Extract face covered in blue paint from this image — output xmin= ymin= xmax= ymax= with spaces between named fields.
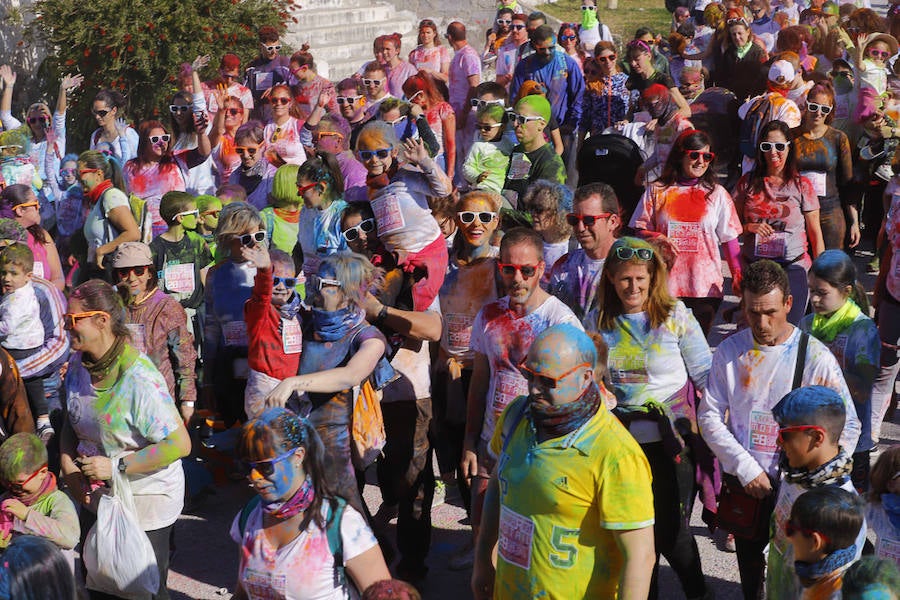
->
xmin=246 ymin=444 xmax=306 ymax=503
xmin=307 ymin=264 xmax=347 ymax=311
xmin=521 ymin=326 xmax=594 ymax=408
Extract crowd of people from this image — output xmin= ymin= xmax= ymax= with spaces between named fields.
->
xmin=1 ymin=0 xmax=900 ymax=598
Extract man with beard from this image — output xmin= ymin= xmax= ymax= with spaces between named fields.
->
xmin=471 ymin=323 xmax=655 ymax=599
xmin=462 ymin=227 xmax=582 ymax=559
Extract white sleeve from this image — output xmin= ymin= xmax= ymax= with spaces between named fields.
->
xmin=0 ymin=111 xmax=22 ymax=130
xmin=339 ymin=505 xmax=378 ymax=562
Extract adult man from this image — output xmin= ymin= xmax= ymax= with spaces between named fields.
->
xmin=502 ymin=95 xmax=566 ymax=206
xmin=463 ymin=228 xmax=582 ymax=546
xmin=446 ymin=21 xmax=482 ymax=127
xmin=485 ymin=7 xmax=515 ymax=59
xmin=511 ymin=25 xmax=584 ymax=186
xmin=335 ymin=78 xmax=371 ymax=151
xmin=547 ymin=182 xmax=621 ymax=321
xmin=361 ymin=62 xmax=393 ymax=119
xmin=698 ymin=260 xmax=861 ymax=600
xmin=472 ymin=323 xmax=655 ymax=599
xmin=205 ymin=54 xmax=253 ymax=122
xmin=515 ymin=12 xmax=551 ymax=61
xmin=495 ymin=13 xmax=529 ymax=88
xmin=244 ymin=26 xmax=291 ymax=120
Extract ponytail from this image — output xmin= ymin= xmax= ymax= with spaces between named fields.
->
xmin=296 ymin=152 xmax=345 ymax=198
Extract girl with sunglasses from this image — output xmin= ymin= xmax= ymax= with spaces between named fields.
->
xmin=403 ymin=73 xmax=457 ymax=180
xmin=581 ymin=41 xmax=631 ymax=138
xmin=591 ymin=236 xmax=714 ymax=600
xmin=577 ymin=0 xmax=614 ymax=56
xmin=124 ymin=117 xmax=211 ymax=238
xmin=521 ymin=180 xmax=575 ymax=283
xmin=228 ymin=121 xmax=278 ymax=210
xmin=631 ymin=129 xmax=743 ymax=336
xmin=296 ymin=153 xmax=349 ymax=278
xmin=734 ymin=119 xmax=824 ymax=325
xmin=208 ymin=90 xmax=244 ymax=186
xmin=409 ymin=19 xmax=451 ymax=85
xmin=288 ymin=46 xmax=338 ymax=119
xmin=463 ymin=103 xmax=513 ymax=194
xmin=262 ymin=84 xmax=307 ymax=168
xmin=0 ymin=66 xmax=82 ymax=233
xmin=168 ymin=56 xmax=216 ymax=197
xmin=233 ymin=407 xmax=390 ymax=599
xmin=109 ymin=242 xmax=197 ymax=424
xmin=0 ymin=184 xmax=65 ymax=291
xmin=87 ymin=88 xmax=139 ymax=162
xmin=793 ymin=82 xmax=855 ymax=250
xmin=59 ymin=279 xmax=191 ymax=600
xmin=557 ymin=23 xmax=586 ymax=70
xmin=54 ymin=154 xmax=88 ymax=269
xmin=203 ymin=202 xmax=268 ymax=427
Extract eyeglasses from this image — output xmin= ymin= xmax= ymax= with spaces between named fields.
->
xmin=686 ymin=150 xmax=715 ymax=162
xmin=806 ymin=102 xmax=832 ymax=115
xmin=15 ymin=201 xmax=39 ymax=211
xmin=270 ymin=96 xmax=291 ymax=106
xmin=62 ymin=310 xmax=109 ymax=330
xmin=296 ymin=181 xmax=319 ymax=195
xmin=386 ymin=115 xmax=407 ymax=126
xmin=315 ymin=276 xmax=342 ymax=290
xmin=92 ymin=109 xmax=111 ymax=118
xmin=566 ymin=212 xmax=612 ymax=227
xmin=235 ymin=146 xmax=260 ymax=156
xmin=458 ymin=211 xmax=496 ymax=224
xmin=238 ymin=231 xmax=267 ymax=247
xmin=337 ymin=95 xmax=363 ymax=105
xmin=511 ymin=24 xmax=527 ymax=30
xmin=201 ymin=209 xmax=221 ymax=218
xmin=225 ymin=108 xmax=244 ymax=116
xmin=511 ymin=113 xmax=545 ymax=126
xmin=560 ymin=34 xmax=577 ymax=41
xmin=78 ymin=168 xmax=101 ymax=176
xmin=362 ymin=78 xmax=384 ymax=87
xmin=149 ymin=134 xmax=171 ymax=145
xmin=776 ymin=424 xmax=825 ymax=444
xmin=497 ymin=18 xmax=512 ymax=25
xmin=615 ymin=246 xmax=653 ymax=261
xmin=476 ymin=122 xmax=503 ymax=132
xmin=518 ymin=360 xmax=591 ymax=389
xmin=581 ymin=5 xmax=597 ymax=10
xmin=59 ymin=168 xmax=77 ymax=178
xmin=115 ymin=265 xmax=150 ymax=279
xmin=471 ymin=98 xmax=505 ymax=109
xmin=314 ymin=130 xmax=344 ymax=142
xmin=4 ymin=463 xmax=47 ymax=492
xmin=784 ymin=519 xmax=831 ymax=545
xmin=174 ymin=209 xmax=199 ymax=219
xmin=726 ymin=17 xmax=749 ymax=27
xmin=273 ymin=276 xmax=298 ymax=288
xmin=868 ymin=49 xmax=891 ymax=60
xmin=26 ymin=116 xmax=49 ymax=125
xmin=169 ymin=105 xmax=190 ymax=114
xmin=240 ymin=447 xmax=295 ymax=479
xmin=264 ymin=44 xmax=282 ymax=52
xmin=407 ymin=90 xmax=424 ymax=103
xmin=759 ymin=141 xmax=790 ymax=152
xmin=342 ymin=218 xmax=376 ymax=241
xmin=497 ymin=262 xmax=540 ymax=278
xmin=358 ymin=147 xmax=392 ymax=160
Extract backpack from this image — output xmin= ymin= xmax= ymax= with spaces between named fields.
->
xmin=103 ymin=189 xmax=152 ymax=245
xmin=738 ymin=95 xmax=775 ymax=159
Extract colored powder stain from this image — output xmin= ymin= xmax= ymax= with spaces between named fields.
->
xmin=665 ymin=187 xmax=708 ymax=222
xmin=104 ymin=414 xmax=112 ymax=425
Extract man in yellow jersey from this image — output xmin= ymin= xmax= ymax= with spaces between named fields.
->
xmin=471 ymin=323 xmax=655 ymax=599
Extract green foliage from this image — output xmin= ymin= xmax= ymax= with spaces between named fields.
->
xmin=25 ymin=0 xmax=298 ymax=147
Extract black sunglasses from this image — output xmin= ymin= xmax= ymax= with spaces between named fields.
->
xmin=115 ymin=265 xmax=149 ymax=279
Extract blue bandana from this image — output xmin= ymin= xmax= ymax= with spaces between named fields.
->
xmin=794 ymin=543 xmax=857 ymax=585
xmin=311 ymin=305 xmax=365 ymax=342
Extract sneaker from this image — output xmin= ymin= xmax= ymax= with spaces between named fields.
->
xmin=724 ymin=533 xmax=736 ymax=553
xmin=37 ymin=422 xmax=55 ymax=444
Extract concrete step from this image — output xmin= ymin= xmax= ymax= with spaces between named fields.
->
xmin=294 ymin=4 xmax=398 ymax=29
xmin=298 ymin=0 xmax=376 ymax=10
xmin=286 ymin=13 xmax=417 ymax=46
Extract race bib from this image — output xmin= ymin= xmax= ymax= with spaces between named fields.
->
xmin=222 ymin=320 xmax=248 ymax=347
xmin=492 ymin=371 xmax=529 ymax=418
xmin=164 ymin=262 xmax=195 ymax=295
xmin=446 ymin=313 xmax=474 ymax=353
xmin=498 ymin=505 xmax=534 ymax=570
xmin=371 ymin=193 xmax=406 ymax=236
xmin=749 ymin=409 xmax=779 ymax=455
xmin=507 ymin=152 xmax=532 ymax=180
xmin=875 ymin=535 xmax=900 ymax=563
xmin=608 ymin=351 xmax=649 ymax=384
xmin=253 ymin=71 xmax=273 ymax=92
xmin=667 ymin=221 xmax=702 ymax=253
xmin=281 ymin=318 xmax=303 ymax=355
xmin=754 ymin=231 xmax=787 ymax=259
xmin=771 ymin=483 xmax=804 ymax=551
xmin=126 ymin=323 xmax=147 ymax=354
xmin=32 ymin=261 xmax=44 ymax=280
xmin=800 ymin=171 xmax=827 ymax=197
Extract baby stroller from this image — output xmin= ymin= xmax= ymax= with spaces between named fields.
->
xmin=576 ymin=133 xmax=644 ymax=227
xmin=688 ymin=86 xmax=741 ymax=191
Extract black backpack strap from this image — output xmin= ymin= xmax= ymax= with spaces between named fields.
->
xmin=792 ymin=331 xmax=809 ymax=390
xmin=326 ymin=497 xmax=349 ymax=589
xmin=238 ymin=495 xmax=262 ymax=537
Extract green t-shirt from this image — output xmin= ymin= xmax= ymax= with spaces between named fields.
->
xmin=149 ymin=230 xmax=213 ymax=309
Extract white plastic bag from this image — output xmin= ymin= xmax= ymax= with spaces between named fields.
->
xmin=83 ymin=455 xmax=160 ymax=600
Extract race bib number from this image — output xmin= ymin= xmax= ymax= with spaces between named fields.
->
xmin=222 ymin=321 xmax=248 ymax=347
xmin=492 ymin=371 xmax=529 ymax=418
xmin=253 ymin=71 xmax=273 ymax=92
xmin=498 ymin=505 xmax=534 ymax=570
xmin=281 ymin=318 xmax=303 ymax=355
xmin=749 ymin=409 xmax=779 ymax=454
xmin=667 ymin=221 xmax=702 ymax=253
xmin=754 ymin=231 xmax=787 ymax=259
xmin=507 ymin=153 xmax=532 ymax=180
xmin=164 ymin=262 xmax=195 ymax=295
xmin=800 ymin=171 xmax=827 ymax=197
xmin=126 ymin=323 xmax=147 ymax=354
xmin=371 ymin=193 xmax=406 ymax=236
xmin=32 ymin=261 xmax=44 ymax=280
xmin=609 ymin=352 xmax=649 ymax=384
xmin=772 ymin=483 xmax=804 ymax=551
xmin=446 ymin=313 xmax=474 ymax=353
xmin=875 ymin=535 xmax=900 ymax=563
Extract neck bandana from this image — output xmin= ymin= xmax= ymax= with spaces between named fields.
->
xmin=530 ymin=381 xmax=602 ymax=440
xmin=263 ymin=474 xmax=315 ymax=519
xmin=582 ymin=8 xmax=599 ymax=29
xmin=311 ymin=305 xmax=365 ymax=342
xmin=86 ymin=179 xmax=113 ymax=205
xmin=794 ymin=543 xmax=857 ymax=586
xmin=810 ymin=299 xmax=861 ymax=343
xmin=782 ymin=448 xmax=853 ymax=489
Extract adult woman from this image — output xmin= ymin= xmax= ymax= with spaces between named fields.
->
xmin=0 ymin=66 xmax=82 ymax=230
xmin=800 ymin=250 xmax=878 ymax=490
xmin=264 ymin=253 xmax=392 ymax=515
xmin=88 ymin=89 xmax=139 ymax=162
xmin=110 ymin=242 xmax=197 ymax=424
xmin=376 ymin=34 xmax=418 ymax=98
xmin=77 ymin=150 xmax=140 ymax=280
xmin=296 ymin=154 xmax=349 ymax=277
xmin=581 ymin=41 xmax=631 ymax=137
xmin=793 ymin=82 xmax=855 ymax=250
xmin=558 ymin=23 xmax=586 ymax=71
xmin=229 ymin=121 xmax=278 ymax=210
xmin=713 ymin=15 xmax=768 ymax=103
xmin=0 ymin=185 xmax=64 ymax=290
xmin=169 ymin=59 xmax=216 ymax=196
xmin=289 ymin=47 xmax=338 ymax=117
xmin=209 ymin=89 xmax=244 ymax=186
xmin=0 ymin=535 xmax=77 ymax=600
xmin=124 ymin=119 xmax=211 ymax=238
xmin=733 ymin=120 xmax=824 ymax=324
xmin=262 ymin=84 xmax=307 ymax=167
xmin=59 ymin=279 xmax=191 ymax=600
xmin=520 ymin=180 xmax=573 ymax=279
xmin=592 ymin=236 xmax=712 ymax=600
xmin=630 ymin=129 xmax=743 ymax=336
xmin=402 ymin=73 xmax=457 ymax=178
xmin=232 ymin=407 xmax=390 ymax=598
xmin=203 ymin=203 xmax=265 ymax=426
xmin=625 ymin=39 xmax=691 ymax=119
xmin=409 ymin=19 xmax=451 ymax=84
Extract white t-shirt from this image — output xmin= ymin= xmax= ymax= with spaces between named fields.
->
xmin=470 ymin=295 xmax=582 ymax=447
xmin=83 ymin=187 xmax=130 ymax=264
xmin=0 ymin=282 xmax=43 ymax=350
xmin=230 ymin=502 xmax=377 ymax=600
xmin=382 ymin=296 xmax=441 ymax=403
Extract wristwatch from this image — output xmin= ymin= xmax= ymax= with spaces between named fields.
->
xmin=118 ymin=459 xmax=127 ymax=474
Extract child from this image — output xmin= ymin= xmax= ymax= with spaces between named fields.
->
xmin=867 ymin=445 xmax=900 ymax=566
xmin=296 ymin=153 xmax=349 ymax=278
xmin=0 ymin=432 xmax=79 ymax=552
xmin=242 ymin=247 xmax=302 ymax=419
xmin=767 ymin=385 xmax=866 ymax=599
xmin=786 ymin=486 xmax=865 ymax=599
xmin=801 ymin=250 xmax=879 ymax=490
xmin=853 ymin=33 xmax=899 ymax=124
xmin=0 ymin=244 xmax=49 ymax=441
xmin=195 ymin=193 xmax=222 ymax=253
xmin=53 ymin=153 xmax=86 ymax=266
xmin=260 ymin=164 xmax=303 ymax=255
xmin=842 ymin=556 xmax=900 ymax=599
xmin=216 ymin=182 xmax=248 ymax=205
xmin=463 ymin=104 xmax=513 ymax=194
